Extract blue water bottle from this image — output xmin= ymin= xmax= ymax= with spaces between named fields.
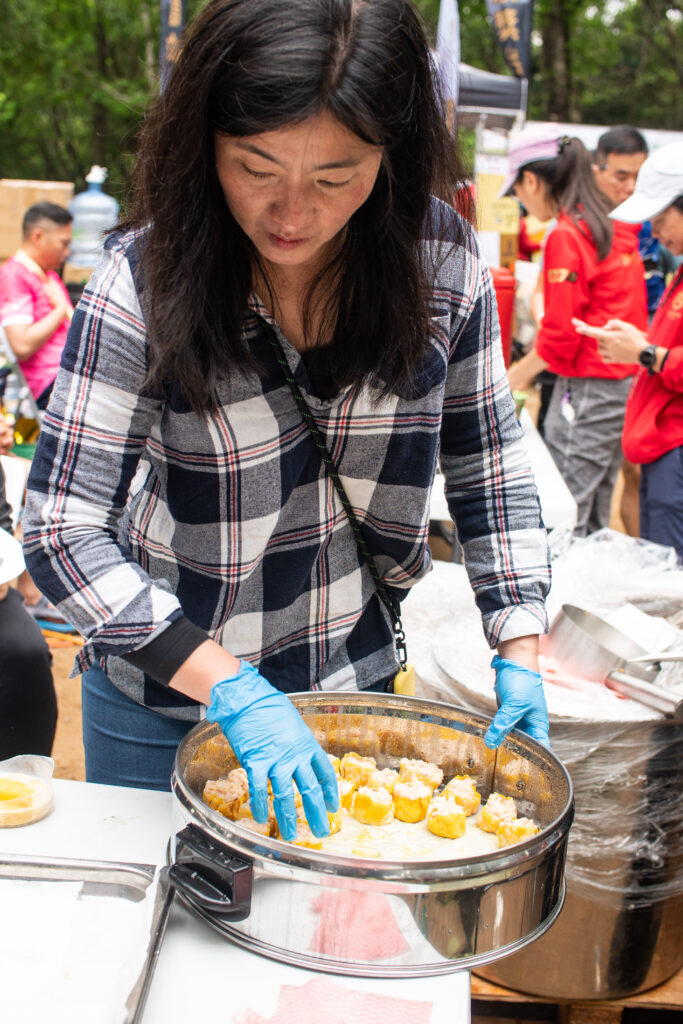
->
xmin=68 ymin=165 xmax=119 ymax=269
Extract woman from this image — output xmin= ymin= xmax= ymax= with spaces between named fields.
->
xmin=504 ymin=126 xmax=648 ymax=536
xmin=573 ymin=142 xmax=683 ymax=559
xmin=23 ymin=0 xmax=550 ymax=840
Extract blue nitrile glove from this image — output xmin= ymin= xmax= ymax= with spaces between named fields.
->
xmin=484 ymin=655 xmax=550 ymax=749
xmin=206 ymin=661 xmax=339 ymax=841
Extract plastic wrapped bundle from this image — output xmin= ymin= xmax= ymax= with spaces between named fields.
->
xmin=402 ymin=535 xmax=683 ymax=996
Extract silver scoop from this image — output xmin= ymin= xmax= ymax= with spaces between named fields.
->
xmin=541 ymin=604 xmax=683 ymax=719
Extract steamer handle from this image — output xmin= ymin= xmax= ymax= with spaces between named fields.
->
xmin=169 ymin=823 xmax=253 ymax=921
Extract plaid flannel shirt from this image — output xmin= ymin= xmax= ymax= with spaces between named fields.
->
xmin=24 ymin=202 xmax=550 ymax=719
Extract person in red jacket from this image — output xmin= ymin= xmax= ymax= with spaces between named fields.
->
xmin=504 ymin=126 xmax=647 ymax=536
xmin=573 ymin=142 xmax=683 ymax=559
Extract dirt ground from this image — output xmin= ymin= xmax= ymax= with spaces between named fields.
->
xmin=51 ymin=647 xmax=86 ymax=780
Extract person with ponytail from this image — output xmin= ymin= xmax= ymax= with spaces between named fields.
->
xmin=505 ymin=126 xmax=648 ymax=537
xmin=22 ymin=0 xmax=552 ymax=838
xmin=573 ymin=143 xmax=683 ymax=559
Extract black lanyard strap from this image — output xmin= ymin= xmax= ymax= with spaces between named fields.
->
xmin=266 ymin=329 xmax=408 ymax=669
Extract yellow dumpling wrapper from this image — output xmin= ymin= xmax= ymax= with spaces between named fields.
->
xmin=497 ymin=817 xmax=540 ymax=847
xmin=237 ymin=799 xmax=278 ymax=832
xmin=351 ymin=786 xmax=395 ymax=826
xmin=203 ymin=777 xmax=248 ymax=820
xmin=367 ymin=768 xmax=399 ymax=794
xmin=239 ymin=817 xmax=273 ymax=838
xmin=393 ymin=780 xmax=431 ymax=823
xmin=288 ymin=822 xmax=324 ymax=849
xmin=337 ymin=777 xmax=356 ymax=810
xmin=228 ymin=767 xmax=249 ymax=793
xmin=327 ymin=807 xmax=343 ymax=834
xmin=427 ymin=796 xmax=466 ymax=839
xmin=479 ymin=792 xmax=517 ymax=834
xmin=340 ymin=752 xmax=377 ymax=786
xmin=398 ymin=758 xmax=443 ymax=791
xmin=442 ymin=775 xmax=481 ymax=816
xmin=327 ymin=753 xmax=341 ymax=775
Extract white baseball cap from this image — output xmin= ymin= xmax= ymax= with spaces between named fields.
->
xmin=0 ymin=527 xmax=24 ymax=585
xmin=610 ymin=141 xmax=683 ymax=223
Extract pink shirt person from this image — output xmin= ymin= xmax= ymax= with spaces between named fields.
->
xmin=0 ymin=202 xmax=73 ymax=406
xmin=0 ymin=252 xmax=72 ymax=401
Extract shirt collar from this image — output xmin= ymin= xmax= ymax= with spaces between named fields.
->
xmin=14 ymin=248 xmax=48 ymax=282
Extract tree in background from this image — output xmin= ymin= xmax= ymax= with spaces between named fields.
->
xmin=571 ymin=0 xmax=683 ymax=130
xmin=0 ymin=1 xmax=206 ymax=199
xmin=439 ymin=0 xmax=683 ymax=127
xmin=0 ymin=0 xmax=165 ymax=197
xmin=0 ymin=1 xmax=680 ymax=202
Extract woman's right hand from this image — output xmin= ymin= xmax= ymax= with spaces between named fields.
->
xmin=206 ymin=661 xmax=339 ymax=840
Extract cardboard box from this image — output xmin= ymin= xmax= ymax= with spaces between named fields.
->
xmin=0 ymin=179 xmax=75 ymax=261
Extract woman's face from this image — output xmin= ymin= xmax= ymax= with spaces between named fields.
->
xmin=650 ymin=203 xmax=683 ymax=256
xmin=215 ymin=112 xmax=383 ymax=278
xmin=513 ymin=170 xmax=556 ymax=223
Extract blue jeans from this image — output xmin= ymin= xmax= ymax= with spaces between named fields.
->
xmin=82 ymin=666 xmax=394 ymax=791
xmin=82 ymin=666 xmax=195 ymax=791
xmin=640 ymin=446 xmax=683 ymax=562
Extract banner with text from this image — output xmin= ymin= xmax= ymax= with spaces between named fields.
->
xmin=485 ymin=0 xmax=533 ymax=79
xmin=437 ymin=0 xmax=460 ymax=127
xmin=160 ymin=0 xmax=186 ymax=85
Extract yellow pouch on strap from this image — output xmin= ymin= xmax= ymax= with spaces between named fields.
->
xmin=393 ymin=663 xmax=415 ymax=696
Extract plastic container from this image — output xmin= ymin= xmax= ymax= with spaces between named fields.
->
xmin=68 ymin=166 xmax=119 ymax=269
xmin=0 ymin=755 xmax=54 ymax=828
xmin=490 ymin=266 xmax=515 ymax=367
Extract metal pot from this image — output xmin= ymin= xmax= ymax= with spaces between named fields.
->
xmin=540 ymin=604 xmax=683 ymax=719
xmin=169 ymin=692 xmax=573 ymax=978
xmin=479 ymin=716 xmax=683 ymax=999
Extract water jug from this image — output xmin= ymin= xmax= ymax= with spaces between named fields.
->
xmin=68 ymin=166 xmax=119 ymax=268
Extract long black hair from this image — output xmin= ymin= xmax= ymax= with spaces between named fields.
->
xmin=516 ymin=137 xmax=613 ymax=261
xmin=121 ymin=0 xmax=468 ymax=413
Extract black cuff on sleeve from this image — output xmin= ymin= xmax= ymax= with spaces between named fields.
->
xmin=122 ymin=616 xmax=210 ymax=686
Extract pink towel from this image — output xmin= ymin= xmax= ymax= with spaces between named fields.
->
xmin=234 ymin=976 xmax=432 ymax=1024
xmin=308 ymin=890 xmax=410 ymax=960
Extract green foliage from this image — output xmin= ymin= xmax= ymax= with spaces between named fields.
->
xmin=0 ymin=0 xmax=162 ymax=200
xmin=420 ymin=0 xmax=683 ymax=129
xmin=0 ymin=0 xmax=680 ymax=207
xmin=569 ymin=0 xmax=683 ymax=129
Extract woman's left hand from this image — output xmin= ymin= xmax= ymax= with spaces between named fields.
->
xmin=484 ymin=634 xmax=549 ymax=748
xmin=485 ymin=655 xmax=549 ymax=749
xmin=572 ymin=318 xmax=646 ymax=365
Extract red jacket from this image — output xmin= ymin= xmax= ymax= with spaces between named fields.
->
xmin=536 ymin=214 xmax=648 ymax=379
xmin=623 ymin=268 xmax=683 ymax=465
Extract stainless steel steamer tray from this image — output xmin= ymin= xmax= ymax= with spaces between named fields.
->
xmin=170 ymin=693 xmax=574 ymax=978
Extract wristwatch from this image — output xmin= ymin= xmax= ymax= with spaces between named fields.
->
xmin=638 ymin=345 xmax=657 ymax=375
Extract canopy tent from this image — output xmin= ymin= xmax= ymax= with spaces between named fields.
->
xmin=456 ymin=63 xmax=526 ymax=130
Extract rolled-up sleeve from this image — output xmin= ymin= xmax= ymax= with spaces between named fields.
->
xmin=439 ymin=234 xmax=551 ymax=647
xmin=22 ymin=238 xmax=191 ymax=674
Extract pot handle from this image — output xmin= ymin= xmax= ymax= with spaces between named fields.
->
xmin=169 ymin=823 xmax=252 ymax=921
